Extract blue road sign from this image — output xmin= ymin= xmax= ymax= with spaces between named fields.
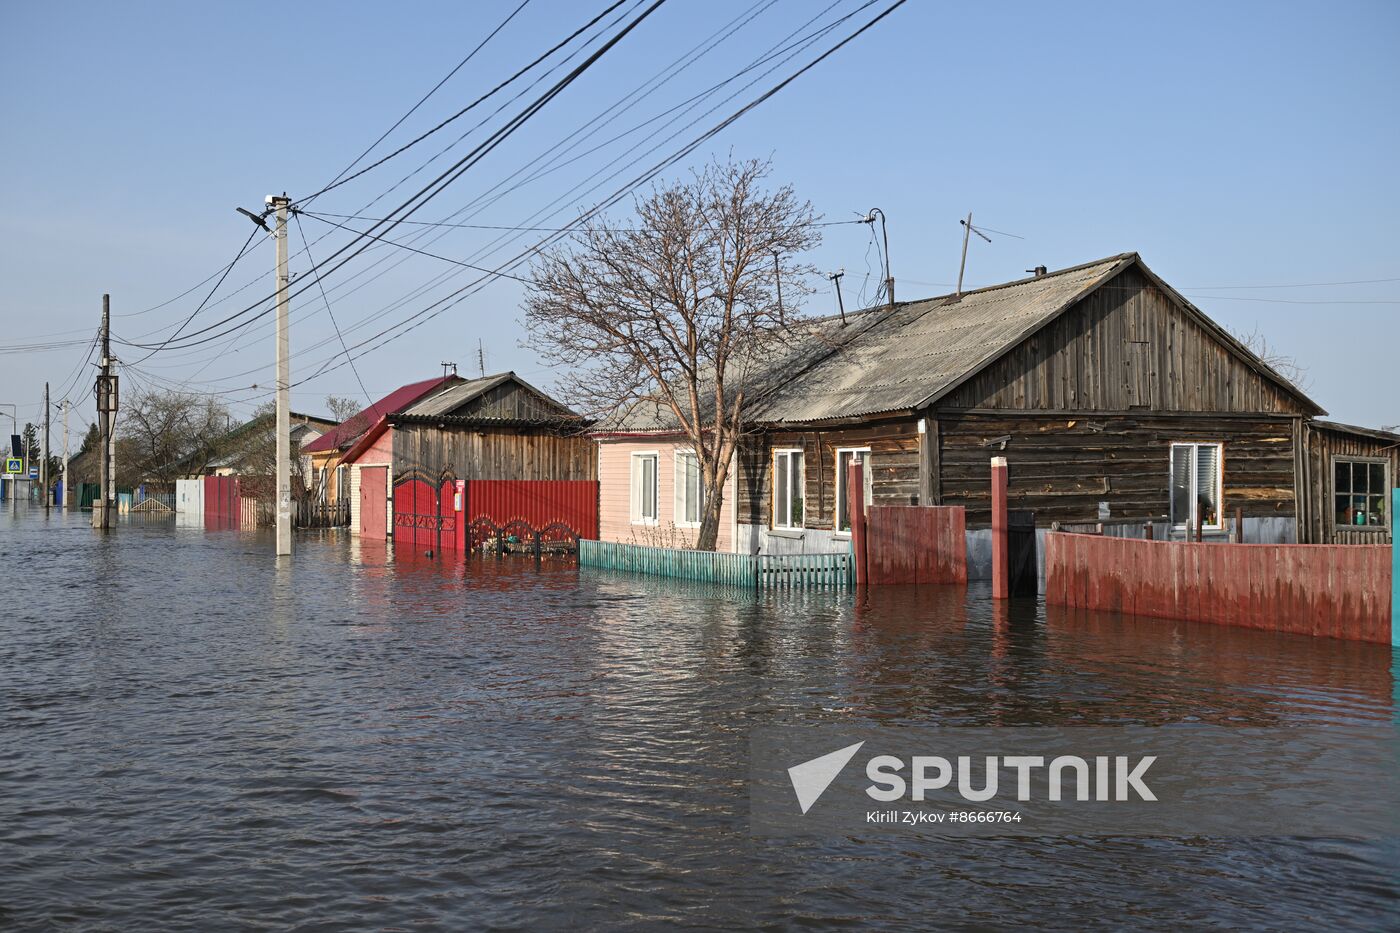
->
xmin=4 ymin=457 xmax=21 ymax=475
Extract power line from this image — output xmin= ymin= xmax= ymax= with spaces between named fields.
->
xmin=299 ymin=212 xmax=534 ymax=283
xmin=292 ymin=212 xmax=376 ymax=407
xmin=118 ymin=0 xmax=670 ymax=355
xmin=123 ymin=0 xmax=846 ymax=376
xmin=117 ymin=0 xmax=887 ymax=394
xmin=302 ymin=0 xmax=533 ymax=212
xmin=296 ymin=0 xmax=634 ymax=207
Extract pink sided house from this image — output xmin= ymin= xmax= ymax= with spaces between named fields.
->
xmin=593 ymin=403 xmax=738 ymax=551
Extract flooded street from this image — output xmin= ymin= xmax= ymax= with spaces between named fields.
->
xmin=2 ymin=506 xmax=1397 ymax=930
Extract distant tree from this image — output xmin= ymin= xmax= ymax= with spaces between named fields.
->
xmin=117 ymin=389 xmax=230 ymax=484
xmin=325 ymin=395 xmax=362 ymax=423
xmin=77 ymin=423 xmax=99 ymax=458
xmin=1232 ymin=325 xmax=1311 ymax=393
xmin=524 ymin=158 xmax=820 ymax=550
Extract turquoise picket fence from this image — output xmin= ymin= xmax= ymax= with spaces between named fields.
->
xmin=578 ymin=540 xmax=853 ymax=589
xmin=757 ymin=551 xmax=855 ymax=589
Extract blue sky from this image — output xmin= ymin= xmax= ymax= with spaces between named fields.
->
xmin=1 ymin=0 xmax=1396 ymax=442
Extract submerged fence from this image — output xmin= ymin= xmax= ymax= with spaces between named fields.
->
xmin=1045 ymin=532 xmax=1392 ymax=644
xmin=578 ymin=540 xmax=853 ymax=589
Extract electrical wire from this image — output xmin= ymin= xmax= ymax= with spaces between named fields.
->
xmin=301 ymin=0 xmax=533 ymax=212
xmin=126 ymin=0 xmax=851 ymax=376
xmin=292 ymin=212 xmax=376 ymax=408
xmin=117 ymin=0 xmax=669 ymax=354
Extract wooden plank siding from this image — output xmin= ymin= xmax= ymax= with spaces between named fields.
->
xmin=936 ymin=412 xmax=1297 ymax=528
xmin=1297 ymin=422 xmax=1399 ymax=544
xmin=737 ymin=421 xmax=924 ymax=531
xmin=393 ymin=424 xmax=596 ymax=484
xmin=939 ymin=265 xmax=1308 ymax=414
xmin=467 ymin=379 xmax=575 ymax=421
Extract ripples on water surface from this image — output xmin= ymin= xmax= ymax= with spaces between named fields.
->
xmin=1 ymin=508 xmax=1397 ymax=930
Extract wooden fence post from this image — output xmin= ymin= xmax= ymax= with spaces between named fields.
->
xmin=849 ymin=460 xmax=868 ymax=586
xmin=991 ymin=456 xmax=1008 ymax=600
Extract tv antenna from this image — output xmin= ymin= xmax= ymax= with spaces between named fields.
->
xmin=956 ymin=212 xmax=993 ymax=296
xmin=828 ymin=269 xmax=847 ymax=324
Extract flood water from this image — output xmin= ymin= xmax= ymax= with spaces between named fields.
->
xmin=2 ymin=506 xmax=1397 ymax=930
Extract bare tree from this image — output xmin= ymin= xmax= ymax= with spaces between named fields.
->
xmin=1232 ymin=325 xmax=1311 ymax=392
xmin=524 ymin=158 xmax=820 ymax=550
xmin=325 ymin=395 xmax=362 ymax=423
xmin=117 ymin=389 xmax=230 ymax=484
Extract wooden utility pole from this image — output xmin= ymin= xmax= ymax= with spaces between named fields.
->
xmin=270 ymin=194 xmax=293 ymax=556
xmin=95 ymin=293 xmax=117 ymax=530
xmin=42 ymin=382 xmax=49 ymax=513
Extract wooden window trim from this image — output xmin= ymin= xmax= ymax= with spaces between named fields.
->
xmin=1329 ymin=455 xmax=1391 ymax=535
xmin=833 ymin=446 xmax=871 ymax=538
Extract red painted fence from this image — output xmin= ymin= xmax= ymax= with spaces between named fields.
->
xmin=864 ymin=505 xmax=968 ymax=585
xmin=464 ymin=480 xmax=598 ymax=542
xmin=203 ymin=475 xmax=240 ymax=529
xmin=1044 ymin=533 xmax=1392 ymax=644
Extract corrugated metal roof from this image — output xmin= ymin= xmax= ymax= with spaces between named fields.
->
xmin=302 ymin=375 xmax=460 ymax=453
xmin=744 ymin=254 xmax=1133 ymax=423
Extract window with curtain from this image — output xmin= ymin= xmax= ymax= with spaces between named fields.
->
xmin=1333 ymin=458 xmax=1389 ymax=530
xmin=675 ymin=451 xmax=704 ymax=526
xmin=835 ymin=448 xmax=871 ymax=533
xmin=1169 ymin=443 xmax=1223 ymax=530
xmin=631 ymin=453 xmax=658 ymax=523
xmin=773 ymin=449 xmax=804 ymax=529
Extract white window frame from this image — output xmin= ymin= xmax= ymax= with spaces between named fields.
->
xmin=1169 ymin=442 xmax=1225 ymax=532
xmin=834 ymin=446 xmax=872 ymax=537
xmin=630 ymin=451 xmax=659 ymax=525
xmin=335 ymin=463 xmax=349 ymax=504
xmin=772 ymin=448 xmax=805 ymax=530
xmin=674 ymin=449 xmax=704 ymax=528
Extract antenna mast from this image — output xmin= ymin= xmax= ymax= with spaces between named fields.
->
xmin=829 ymin=269 xmax=847 ymax=324
xmin=956 ymin=212 xmax=992 ymax=296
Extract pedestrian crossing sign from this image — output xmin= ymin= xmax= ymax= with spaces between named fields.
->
xmin=4 ymin=457 xmax=21 ymax=475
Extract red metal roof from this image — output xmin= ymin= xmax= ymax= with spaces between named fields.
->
xmin=302 ymin=376 xmax=459 ymax=453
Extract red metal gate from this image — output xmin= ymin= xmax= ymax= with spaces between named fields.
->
xmin=203 ymin=475 xmax=240 ymax=529
xmin=392 ymin=471 xmax=458 ymax=552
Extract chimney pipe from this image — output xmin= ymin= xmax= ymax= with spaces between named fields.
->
xmin=1028 ymin=265 xmax=1047 ymax=277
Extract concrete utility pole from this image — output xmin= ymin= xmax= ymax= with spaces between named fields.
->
xmin=95 ymin=293 xmax=117 ymax=530
xmin=271 ymin=194 xmax=293 ymax=556
xmin=60 ymin=400 xmax=70 ymax=510
xmin=42 ymin=382 xmax=49 ymax=513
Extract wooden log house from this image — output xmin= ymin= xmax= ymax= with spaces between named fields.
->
xmin=723 ymin=253 xmax=1393 ymax=556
